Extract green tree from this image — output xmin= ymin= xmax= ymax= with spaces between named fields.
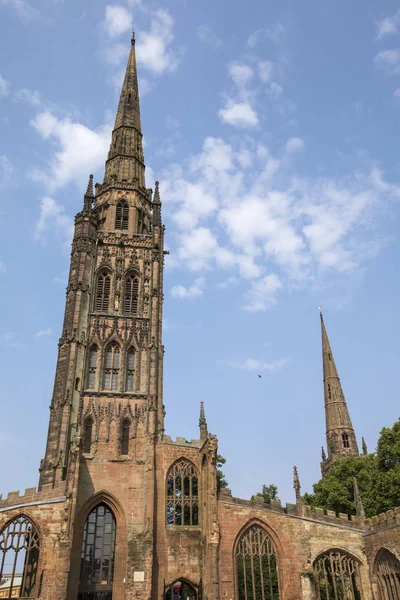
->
xmin=304 ymin=418 xmax=400 ymax=518
xmin=252 ymin=484 xmax=279 ymax=504
xmin=216 ymin=454 xmax=228 ymax=493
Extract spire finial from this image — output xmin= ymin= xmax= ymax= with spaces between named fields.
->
xmin=319 ymin=305 xmax=323 ymax=320
xmin=293 ymin=466 xmax=301 ymax=503
xmin=131 ymin=27 xmax=135 ymax=45
xmin=321 ymin=446 xmax=326 ymax=461
xmin=154 ymin=180 xmax=161 ymax=203
xmin=85 ymin=174 xmax=94 ymax=197
xmin=83 ymin=173 xmax=94 ymax=211
xmin=199 ymin=401 xmax=208 ymax=440
xmin=152 ymin=181 xmax=162 ymax=226
xmin=353 ymin=477 xmax=365 ymax=519
xmin=362 ymin=437 xmax=368 ymax=455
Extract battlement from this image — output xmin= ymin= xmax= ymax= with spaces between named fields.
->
xmin=0 ymin=483 xmax=66 ymax=512
xmin=218 ymin=489 xmax=362 ymax=529
xmin=162 ymin=435 xmax=202 ymax=449
xmin=365 ymin=506 xmax=400 ymax=533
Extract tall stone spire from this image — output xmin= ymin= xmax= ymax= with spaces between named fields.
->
xmin=199 ymin=401 xmax=208 ymax=441
xmin=320 ymin=311 xmax=359 ymax=476
xmin=103 ymin=31 xmax=145 ymax=189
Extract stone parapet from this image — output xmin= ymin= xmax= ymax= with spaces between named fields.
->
xmin=0 ymin=483 xmax=66 ymax=510
xmin=365 ymin=506 xmax=400 ymax=533
xmin=162 ymin=435 xmax=202 ymax=449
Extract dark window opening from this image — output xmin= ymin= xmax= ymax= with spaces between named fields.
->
xmin=121 ymin=421 xmax=130 ymax=455
xmin=115 ymin=201 xmax=129 ymax=230
xmin=167 ymin=459 xmax=198 ymax=526
xmin=95 ymin=271 xmax=111 ymax=312
xmin=342 ymin=432 xmax=350 ymax=449
xmin=124 ymin=275 xmax=139 ymax=316
xmin=126 ymin=348 xmax=135 ymax=391
xmin=0 ymin=516 xmax=40 ymax=598
xmin=328 ymin=383 xmax=331 ymax=399
xmin=87 ymin=345 xmax=98 ymax=389
xmin=84 ymin=421 xmax=93 ymax=454
xmin=103 ymin=342 xmax=120 ymax=391
xmin=78 ymin=504 xmax=116 ymax=599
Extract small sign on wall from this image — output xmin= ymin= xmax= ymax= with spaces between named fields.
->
xmin=134 ymin=571 xmax=145 ymax=582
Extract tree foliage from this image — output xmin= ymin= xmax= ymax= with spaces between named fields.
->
xmin=216 ymin=454 xmax=228 ymax=493
xmin=304 ymin=418 xmax=400 ymax=518
xmin=252 ymin=484 xmax=279 ymax=504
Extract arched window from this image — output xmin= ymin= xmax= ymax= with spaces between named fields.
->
xmin=87 ymin=345 xmax=98 ymax=389
xmin=95 ymin=270 xmax=111 ymax=312
xmin=103 ymin=342 xmax=120 ymax=391
xmin=121 ymin=421 xmax=130 ymax=455
xmin=124 ymin=273 xmax=139 ymax=315
xmin=115 ymin=200 xmax=129 ymax=230
xmin=166 ymin=580 xmax=197 ymax=600
xmin=375 ymin=548 xmax=400 ymax=600
xmin=0 ymin=515 xmax=40 ymax=598
xmin=314 ymin=550 xmax=362 ymax=600
xmin=342 ymin=432 xmax=350 ymax=449
xmin=166 ymin=459 xmax=198 ymax=526
xmin=236 ymin=524 xmax=280 ymax=600
xmin=126 ymin=348 xmax=135 ymax=391
xmin=78 ymin=504 xmax=116 ymax=598
xmin=83 ymin=420 xmax=93 ymax=454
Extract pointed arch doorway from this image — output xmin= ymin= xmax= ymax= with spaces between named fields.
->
xmin=165 ymin=579 xmax=198 ymax=600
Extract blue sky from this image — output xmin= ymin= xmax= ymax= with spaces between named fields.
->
xmin=1 ymin=0 xmax=400 ymax=506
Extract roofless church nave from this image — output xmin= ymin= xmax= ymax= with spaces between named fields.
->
xmin=0 ymin=32 xmax=399 ymax=600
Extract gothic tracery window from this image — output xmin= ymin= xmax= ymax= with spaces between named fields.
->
xmin=87 ymin=345 xmax=98 ymax=389
xmin=235 ymin=524 xmax=280 ymax=600
xmin=78 ymin=504 xmax=116 ymax=599
xmin=115 ymin=200 xmax=129 ymax=230
xmin=103 ymin=342 xmax=120 ymax=391
xmin=375 ymin=548 xmax=400 ymax=600
xmin=126 ymin=348 xmax=135 ymax=391
xmin=0 ymin=515 xmax=40 ymax=598
xmin=95 ymin=270 xmax=111 ymax=312
xmin=314 ymin=550 xmax=362 ymax=600
xmin=166 ymin=459 xmax=199 ymax=526
xmin=124 ymin=273 xmax=139 ymax=315
xmin=342 ymin=432 xmax=350 ymax=449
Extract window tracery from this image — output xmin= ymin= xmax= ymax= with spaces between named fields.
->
xmin=166 ymin=459 xmax=199 ymax=526
xmin=314 ymin=550 xmax=362 ymax=600
xmin=342 ymin=433 xmax=350 ymax=449
xmin=0 ymin=515 xmax=40 ymax=598
xmin=126 ymin=348 xmax=135 ymax=391
xmin=87 ymin=345 xmax=98 ymax=389
xmin=375 ymin=548 xmax=400 ymax=600
xmin=103 ymin=342 xmax=120 ymax=391
xmin=115 ymin=200 xmax=129 ymax=230
xmin=124 ymin=273 xmax=139 ymax=316
xmin=95 ymin=270 xmax=111 ymax=312
xmin=78 ymin=504 xmax=116 ymax=598
xmin=235 ymin=524 xmax=280 ymax=600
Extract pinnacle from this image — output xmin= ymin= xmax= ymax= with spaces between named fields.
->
xmin=85 ymin=174 xmax=94 ymax=197
xmin=154 ymin=181 xmax=161 ymax=203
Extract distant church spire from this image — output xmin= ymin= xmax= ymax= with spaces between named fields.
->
xmin=320 ymin=311 xmax=359 ymax=476
xmin=199 ymin=402 xmax=208 ymax=441
xmin=103 ymin=31 xmax=145 ymax=188
xmin=293 ymin=466 xmax=301 ymax=503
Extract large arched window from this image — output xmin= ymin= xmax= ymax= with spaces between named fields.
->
xmin=126 ymin=348 xmax=135 ymax=391
xmin=0 ymin=515 xmax=40 ymax=598
xmin=236 ymin=524 xmax=280 ymax=600
xmin=124 ymin=273 xmax=139 ymax=315
xmin=375 ymin=548 xmax=400 ymax=600
xmin=314 ymin=550 xmax=362 ymax=600
xmin=166 ymin=459 xmax=198 ymax=526
xmin=121 ymin=420 xmax=130 ymax=455
xmin=115 ymin=200 xmax=129 ymax=230
xmin=78 ymin=504 xmax=116 ymax=598
xmin=103 ymin=342 xmax=120 ymax=391
xmin=87 ymin=345 xmax=98 ymax=389
xmin=95 ymin=270 xmax=111 ymax=312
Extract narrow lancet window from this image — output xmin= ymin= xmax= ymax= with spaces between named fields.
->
xmin=121 ymin=421 xmax=130 ymax=455
xmin=342 ymin=432 xmax=350 ymax=448
xmin=95 ymin=270 xmax=111 ymax=312
xmin=115 ymin=200 xmax=129 ymax=230
xmin=87 ymin=345 xmax=98 ymax=389
xmin=124 ymin=274 xmax=139 ymax=315
xmin=104 ymin=342 xmax=120 ymax=391
xmin=126 ymin=348 xmax=135 ymax=391
xmin=83 ymin=420 xmax=93 ymax=454
xmin=0 ymin=516 xmax=40 ymax=598
xmin=167 ymin=459 xmax=198 ymax=526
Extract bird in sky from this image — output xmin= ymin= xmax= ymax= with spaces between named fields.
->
xmin=258 ymin=374 xmax=262 ymax=378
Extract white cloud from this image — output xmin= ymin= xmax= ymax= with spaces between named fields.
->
xmin=377 ymin=10 xmax=400 ymax=39
xmin=216 ymin=275 xmax=239 ymax=289
xmin=285 ymin=137 xmax=304 ymax=154
xmin=229 ymin=62 xmax=254 ymax=90
xmin=243 ymin=273 xmax=283 ymax=311
xmin=374 ymin=50 xmax=400 ymax=75
xmin=219 ymin=101 xmax=258 ymax=127
xmin=228 ymin=357 xmax=288 ymax=372
xmin=394 ymin=88 xmax=400 ymax=98
xmin=0 ymin=332 xmax=27 ymax=351
xmin=29 ymin=112 xmax=112 ymax=190
xmin=136 ymin=9 xmax=179 ymax=74
xmin=247 ymin=23 xmax=287 ymax=48
xmin=258 ymin=60 xmax=275 ymax=83
xmin=35 ymin=328 xmax=52 ymax=338
xmin=0 ymin=260 xmax=6 ymax=273
xmin=34 ymin=196 xmax=74 ymax=247
xmin=0 ymin=74 xmax=10 ymax=98
xmin=171 ymin=277 xmax=205 ymax=299
xmin=13 ymin=88 xmax=41 ymax=106
xmin=0 ymin=0 xmax=42 ymax=21
xmin=103 ymin=5 xmax=132 ymax=38
xmin=197 ymin=24 xmax=222 ymax=48
xmin=0 ymin=156 xmax=14 ymax=188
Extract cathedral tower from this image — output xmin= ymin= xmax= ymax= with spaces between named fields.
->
xmin=320 ymin=312 xmax=359 ymax=476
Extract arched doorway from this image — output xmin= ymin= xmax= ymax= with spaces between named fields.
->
xmin=165 ymin=579 xmax=197 ymax=600
xmin=78 ymin=503 xmax=116 ymax=600
xmin=375 ymin=548 xmax=400 ymax=600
